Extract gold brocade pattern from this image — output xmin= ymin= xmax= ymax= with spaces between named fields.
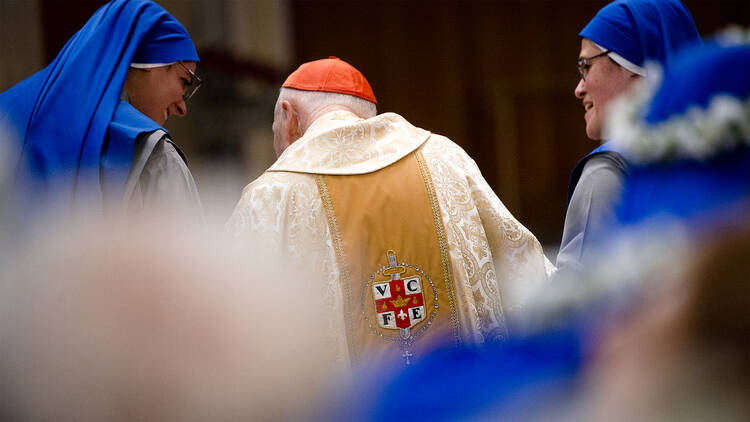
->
xmin=420 ymin=135 xmax=552 ymax=341
xmin=414 ymin=149 xmax=460 ymax=342
xmin=269 ymin=111 xmax=430 ymax=175
xmin=314 ymin=174 xmax=355 ymax=351
xmin=317 ymin=152 xmax=460 ymax=364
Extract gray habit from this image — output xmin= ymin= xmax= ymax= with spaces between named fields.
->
xmin=123 ymin=130 xmax=203 ymax=221
xmin=556 ymin=152 xmax=627 ymax=271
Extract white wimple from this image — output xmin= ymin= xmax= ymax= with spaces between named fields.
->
xmin=606 ymin=26 xmax=750 ymax=164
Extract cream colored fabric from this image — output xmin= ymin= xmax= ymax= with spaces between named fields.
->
xmin=226 ymin=170 xmax=350 ymax=369
xmin=228 ymin=111 xmax=554 ymax=368
xmin=269 ymin=111 xmax=430 ymax=175
xmin=420 ymin=134 xmax=555 ymax=338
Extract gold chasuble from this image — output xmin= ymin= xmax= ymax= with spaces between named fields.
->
xmin=317 ymin=150 xmax=458 ymax=364
xmin=228 ymin=111 xmax=554 ymax=369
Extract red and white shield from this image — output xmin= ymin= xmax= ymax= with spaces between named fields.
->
xmin=372 ymin=276 xmax=425 ymax=330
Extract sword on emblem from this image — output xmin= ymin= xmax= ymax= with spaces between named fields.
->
xmin=383 ymin=250 xmax=411 ymax=340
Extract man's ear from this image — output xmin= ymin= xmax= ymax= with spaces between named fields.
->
xmin=281 ymin=100 xmax=301 ymax=144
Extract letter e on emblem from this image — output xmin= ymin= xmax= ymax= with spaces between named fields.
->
xmin=410 ymin=306 xmax=424 ymax=323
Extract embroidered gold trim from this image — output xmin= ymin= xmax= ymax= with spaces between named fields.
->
xmin=315 ymin=175 xmax=355 ymax=352
xmin=415 ymin=149 xmax=460 ymax=343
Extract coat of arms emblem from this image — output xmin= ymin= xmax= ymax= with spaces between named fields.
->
xmin=373 ymin=275 xmax=425 ymax=331
xmin=362 ymin=250 xmax=438 ymax=364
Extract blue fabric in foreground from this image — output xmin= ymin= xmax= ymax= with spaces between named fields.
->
xmin=619 ymin=147 xmax=750 ymax=225
xmin=336 ymin=328 xmax=584 ymax=422
xmin=579 ymin=0 xmax=700 ymax=72
xmin=0 ymin=0 xmax=198 ymax=209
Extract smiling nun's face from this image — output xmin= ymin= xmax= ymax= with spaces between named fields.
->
xmin=574 ymin=39 xmax=639 ymax=141
xmin=124 ymin=61 xmax=197 ymax=126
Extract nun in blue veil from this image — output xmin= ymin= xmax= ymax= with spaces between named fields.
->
xmin=558 ymin=0 xmax=701 ymax=272
xmin=0 ymin=0 xmax=202 ymax=219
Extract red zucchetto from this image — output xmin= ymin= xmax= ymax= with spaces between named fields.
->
xmin=282 ymin=56 xmax=377 ymax=104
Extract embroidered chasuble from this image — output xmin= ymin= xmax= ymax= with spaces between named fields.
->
xmin=317 ymin=150 xmax=458 ymax=364
xmin=228 ymin=111 xmax=554 ymax=369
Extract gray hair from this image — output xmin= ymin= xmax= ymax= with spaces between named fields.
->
xmin=277 ymin=87 xmax=377 ymax=120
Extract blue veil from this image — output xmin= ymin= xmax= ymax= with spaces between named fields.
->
xmin=579 ymin=0 xmax=700 ymax=73
xmin=0 ymin=0 xmax=199 ymax=210
xmin=567 ymin=0 xmax=702 ymax=201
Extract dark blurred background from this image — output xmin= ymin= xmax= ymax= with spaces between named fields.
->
xmin=1 ymin=0 xmax=748 ymax=249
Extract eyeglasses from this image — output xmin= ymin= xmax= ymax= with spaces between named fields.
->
xmin=577 ymin=50 xmax=611 ymax=81
xmin=177 ymin=61 xmax=202 ymax=101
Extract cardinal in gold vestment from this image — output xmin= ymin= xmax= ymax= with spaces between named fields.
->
xmin=228 ymin=57 xmax=554 ymax=369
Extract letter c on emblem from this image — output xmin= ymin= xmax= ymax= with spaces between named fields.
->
xmin=406 ymin=279 xmax=418 ymax=292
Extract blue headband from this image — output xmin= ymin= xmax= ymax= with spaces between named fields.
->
xmin=580 ymin=0 xmax=700 ymax=72
xmin=0 ymin=0 xmax=198 ymax=210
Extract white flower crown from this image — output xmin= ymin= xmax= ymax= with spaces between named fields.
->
xmin=606 ymin=26 xmax=750 ymax=164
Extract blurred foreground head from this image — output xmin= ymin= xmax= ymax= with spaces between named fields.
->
xmin=583 ymin=212 xmax=750 ymax=421
xmin=610 ymin=29 xmax=750 ymax=228
xmin=0 ymin=216 xmax=332 ymax=421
